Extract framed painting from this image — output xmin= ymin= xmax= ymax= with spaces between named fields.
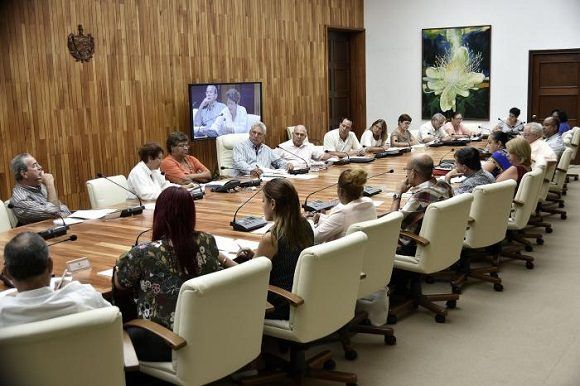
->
xmin=421 ymin=25 xmax=491 ymax=120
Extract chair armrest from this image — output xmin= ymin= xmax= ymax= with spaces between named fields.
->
xmin=399 ymin=231 xmax=430 ymax=246
xmin=556 ymin=167 xmax=567 ymax=172
xmin=467 ymin=216 xmax=475 ymax=224
xmin=124 ymin=319 xmax=187 ymax=350
xmin=268 ymin=285 xmax=304 ymax=306
xmin=122 ymin=330 xmax=140 ymax=371
xmin=360 ymin=272 xmax=367 ymax=280
xmin=513 ymin=199 xmax=525 ymax=206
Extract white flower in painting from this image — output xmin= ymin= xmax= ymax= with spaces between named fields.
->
xmin=423 ymin=29 xmax=486 ymax=112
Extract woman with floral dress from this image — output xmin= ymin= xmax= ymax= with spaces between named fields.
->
xmin=114 ymin=186 xmax=236 ymax=361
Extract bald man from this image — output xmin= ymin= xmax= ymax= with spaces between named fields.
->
xmin=275 ymin=125 xmax=330 ymax=168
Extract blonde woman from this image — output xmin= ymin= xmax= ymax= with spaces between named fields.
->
xmin=496 ymin=136 xmax=532 ymax=187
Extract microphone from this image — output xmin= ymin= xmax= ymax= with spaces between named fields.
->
xmin=276 ymin=146 xmax=310 ymax=174
xmin=363 ymin=169 xmax=395 ymax=197
xmin=324 ymin=150 xmax=350 ymax=165
xmin=7 ymin=203 xmax=69 ymax=240
xmin=303 ymin=182 xmax=339 ymax=212
xmin=437 ymin=148 xmax=456 ymax=169
xmin=47 ymin=234 xmax=77 ymax=247
xmin=230 ymin=187 xmax=268 ymax=232
xmin=96 ymin=173 xmax=144 ymax=217
xmin=134 ymin=228 xmax=151 ymax=247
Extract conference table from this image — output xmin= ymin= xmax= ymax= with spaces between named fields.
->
xmin=0 ymin=143 xmax=477 ymax=293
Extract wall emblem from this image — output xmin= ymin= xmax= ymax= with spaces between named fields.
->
xmin=67 ymin=25 xmax=94 ymax=63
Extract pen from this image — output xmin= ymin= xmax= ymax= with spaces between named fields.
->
xmin=56 ymin=269 xmax=69 ymax=290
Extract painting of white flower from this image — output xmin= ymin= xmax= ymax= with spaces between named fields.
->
xmin=422 ymin=25 xmax=491 ymax=120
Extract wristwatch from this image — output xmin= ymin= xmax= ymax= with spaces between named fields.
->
xmin=393 ymin=193 xmax=402 ymax=200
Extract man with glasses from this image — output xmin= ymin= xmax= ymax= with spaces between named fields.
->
xmin=391 ymin=153 xmax=453 ymax=255
xmin=160 ymin=131 xmax=211 ymax=184
xmin=521 ymin=122 xmax=557 ymax=168
xmin=9 ymin=153 xmax=71 ymax=225
xmin=542 ymin=116 xmax=565 ymax=159
xmin=233 ymin=122 xmax=291 ymax=177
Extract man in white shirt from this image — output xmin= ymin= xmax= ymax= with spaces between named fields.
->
xmin=543 ymin=116 xmax=565 ymax=159
xmin=522 ymin=122 xmax=557 ymax=168
xmin=418 ymin=113 xmax=450 ymax=143
xmin=323 ymin=118 xmax=365 ymax=158
xmin=0 ymin=232 xmax=111 ymax=328
xmin=275 ymin=125 xmax=330 ymax=168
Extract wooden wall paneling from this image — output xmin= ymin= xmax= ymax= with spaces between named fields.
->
xmin=0 ymin=0 xmax=363 ymax=208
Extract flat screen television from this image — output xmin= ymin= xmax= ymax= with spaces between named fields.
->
xmin=189 ymin=82 xmax=262 ymax=139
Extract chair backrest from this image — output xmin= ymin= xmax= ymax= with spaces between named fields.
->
xmin=246 ymin=114 xmax=261 ymax=130
xmin=0 ymin=201 xmax=14 ymax=232
xmin=566 ymin=126 xmax=580 ymax=158
xmin=536 ymin=160 xmax=557 ymax=202
xmin=289 ymin=231 xmax=367 ymax=343
xmin=86 ymin=175 xmax=130 ymax=209
xmin=0 ymin=307 xmax=125 ymax=386
xmin=551 ymin=147 xmax=574 ymax=191
xmin=415 ymin=193 xmax=474 ymax=274
xmin=464 ymin=180 xmax=517 ymax=249
xmin=4 ymin=199 xmax=18 ymax=228
xmin=287 ymin=126 xmax=295 ymax=140
xmin=346 ymin=211 xmax=403 ymax=298
xmin=510 ymin=167 xmax=544 ymax=229
xmin=171 ymin=257 xmax=271 ymax=385
xmin=216 ymin=133 xmax=248 ymax=177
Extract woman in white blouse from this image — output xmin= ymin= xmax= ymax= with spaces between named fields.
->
xmin=127 ymin=143 xmax=177 ymax=200
xmin=313 ymin=168 xmax=377 ymax=243
xmin=360 ymin=119 xmax=388 ymax=153
xmin=210 ymin=88 xmax=249 ymax=135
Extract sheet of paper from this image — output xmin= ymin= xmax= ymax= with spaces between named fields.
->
xmin=214 ymin=235 xmax=241 ymax=253
xmin=372 ymin=200 xmax=384 ymax=208
xmin=144 ymin=203 xmax=156 ymax=210
xmin=450 ymin=176 xmax=467 ymax=184
xmin=69 ymin=209 xmax=118 ymax=220
xmin=97 ymin=268 xmax=114 ymax=278
xmin=251 ymin=222 xmax=274 ymax=234
xmin=235 ymin=239 xmax=259 ymax=250
xmin=53 ymin=217 xmax=85 ymax=226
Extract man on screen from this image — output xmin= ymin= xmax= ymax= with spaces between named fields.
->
xmin=193 ymin=85 xmax=226 ymax=136
xmin=233 ymin=122 xmax=293 ymax=177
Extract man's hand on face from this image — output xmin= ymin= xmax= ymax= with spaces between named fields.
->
xmin=41 ymin=172 xmax=55 ymax=186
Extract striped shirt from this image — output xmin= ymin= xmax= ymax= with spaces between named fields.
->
xmin=232 ymin=139 xmax=286 ymax=176
xmin=10 ymin=183 xmax=71 ymax=225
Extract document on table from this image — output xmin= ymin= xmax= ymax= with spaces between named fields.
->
xmin=68 ymin=209 xmax=118 ymax=220
xmin=214 ymin=235 xmax=260 ymax=256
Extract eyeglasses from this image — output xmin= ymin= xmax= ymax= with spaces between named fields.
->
xmin=176 ymin=143 xmax=190 ymax=148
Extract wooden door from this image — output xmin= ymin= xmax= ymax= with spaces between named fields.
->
xmin=528 ymin=49 xmax=580 ymax=127
xmin=327 ymin=28 xmax=366 ymax=137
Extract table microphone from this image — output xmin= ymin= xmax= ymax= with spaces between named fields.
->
xmin=437 ymin=148 xmax=456 ymax=167
xmin=96 ymin=173 xmax=144 ymax=217
xmin=7 ymin=203 xmax=69 ymax=240
xmin=276 ymin=146 xmax=310 ymax=174
xmin=134 ymin=228 xmax=151 ymax=246
xmin=325 ymin=150 xmax=350 ymax=165
xmin=363 ymin=169 xmax=395 ymax=196
xmin=230 ymin=187 xmax=267 ymax=232
xmin=47 ymin=234 xmax=78 ymax=246
xmin=302 ymin=182 xmax=339 ymax=212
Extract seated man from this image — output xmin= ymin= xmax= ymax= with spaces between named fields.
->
xmin=275 ymin=124 xmax=329 ymax=168
xmin=9 ymin=153 xmax=71 ymax=225
xmin=233 ymin=122 xmax=292 ymax=177
xmin=160 ymin=131 xmax=212 ymax=184
xmin=323 ymin=118 xmax=365 ymax=158
xmin=193 ymin=84 xmax=226 ymax=131
xmin=0 ymin=232 xmax=111 ymax=328
xmin=418 ymin=113 xmax=450 ymax=143
xmin=543 ymin=116 xmax=565 ymax=159
xmin=522 ymin=122 xmax=557 ymax=168
xmin=391 ymin=154 xmax=454 ymax=255
xmin=445 ymin=147 xmax=495 ymax=194
xmin=128 ymin=142 xmax=178 ymax=200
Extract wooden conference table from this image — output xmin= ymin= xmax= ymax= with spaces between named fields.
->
xmin=0 ymin=144 xmax=472 ymax=293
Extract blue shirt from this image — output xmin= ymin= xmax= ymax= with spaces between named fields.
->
xmin=232 ymin=139 xmax=286 ymax=176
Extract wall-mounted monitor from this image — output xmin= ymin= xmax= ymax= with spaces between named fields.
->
xmin=189 ymin=82 xmax=262 ymax=140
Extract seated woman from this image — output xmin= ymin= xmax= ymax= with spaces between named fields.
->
xmin=496 ymin=136 xmax=532 ymax=187
xmin=443 ymin=112 xmax=475 ymax=138
xmin=360 ymin=119 xmax=388 ymax=153
xmin=313 ymin=169 xmax=377 ymax=243
xmin=390 ymin=114 xmax=417 ymax=147
xmin=209 ymin=88 xmax=249 ymax=136
xmin=127 ymin=143 xmax=177 ymax=201
xmin=114 ymin=186 xmax=235 ymax=361
xmin=483 ymin=131 xmax=511 ymax=177
xmin=236 ymin=178 xmax=313 ymax=320
xmin=492 ymin=107 xmax=524 ymax=135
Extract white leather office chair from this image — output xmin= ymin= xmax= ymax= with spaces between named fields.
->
xmin=543 ymin=146 xmax=574 ymax=219
xmin=501 ymin=167 xmax=544 ymax=268
xmin=3 ymin=199 xmax=18 ymax=228
xmin=245 ymin=232 xmax=367 ymax=385
xmin=216 ymin=133 xmax=247 ymax=177
xmin=0 ymin=307 xmax=126 ymax=386
xmin=124 ymin=257 xmax=271 ymax=386
xmin=246 ymin=114 xmax=261 ymax=130
xmin=390 ymin=193 xmax=473 ymax=323
xmin=525 ymin=160 xmax=557 ymax=236
xmin=339 ymin=212 xmax=403 ymax=358
xmin=287 ymin=125 xmax=295 ymax=140
xmin=563 ymin=126 xmax=579 ymax=181
xmin=0 ymin=201 xmax=14 ymax=232
xmin=452 ymin=180 xmax=517 ymax=293
xmin=86 ymin=175 xmax=132 ymax=209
